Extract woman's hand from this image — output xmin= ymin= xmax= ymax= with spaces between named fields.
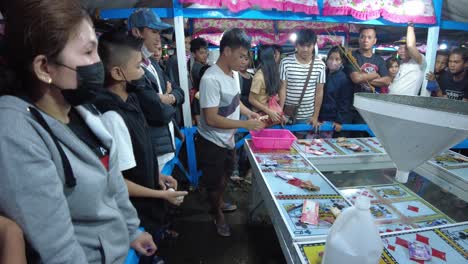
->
xmin=333 ymin=122 xmax=343 ymax=132
xmin=266 ymin=109 xmax=282 ymax=122
xmin=130 ymin=232 xmax=157 ymax=256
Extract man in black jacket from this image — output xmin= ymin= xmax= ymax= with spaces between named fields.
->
xmin=128 ymin=8 xmax=185 ymax=171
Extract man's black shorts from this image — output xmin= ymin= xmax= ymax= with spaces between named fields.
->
xmin=196 ymin=135 xmax=235 ymax=191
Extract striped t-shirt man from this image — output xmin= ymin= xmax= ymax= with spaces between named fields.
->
xmin=280 ymin=54 xmax=326 ymax=121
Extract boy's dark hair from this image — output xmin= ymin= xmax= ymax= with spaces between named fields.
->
xmin=449 ymin=47 xmax=468 ymax=62
xmin=220 ymin=28 xmax=251 ymax=54
xmin=386 ymin=56 xmax=400 ymax=69
xmin=359 ymin=26 xmax=377 ymax=36
xmin=98 ymin=30 xmax=143 ymax=72
xmin=296 ymin=29 xmax=316 ymax=46
xmin=172 ymin=29 xmax=191 ymax=42
xmin=436 ymin=50 xmax=449 ymax=58
xmin=190 ymin=37 xmax=208 ymax=53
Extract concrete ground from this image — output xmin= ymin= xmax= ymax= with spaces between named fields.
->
xmin=159 ymin=177 xmax=287 ymax=264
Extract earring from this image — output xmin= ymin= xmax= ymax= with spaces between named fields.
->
xmin=47 ymin=78 xmax=52 ymax=84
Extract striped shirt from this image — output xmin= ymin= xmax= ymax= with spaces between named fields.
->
xmin=280 ymin=54 xmax=326 ymax=120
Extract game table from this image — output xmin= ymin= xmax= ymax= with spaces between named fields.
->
xmin=245 ymin=138 xmax=467 ymax=264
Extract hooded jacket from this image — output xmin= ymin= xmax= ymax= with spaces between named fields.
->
xmin=0 ymin=95 xmax=142 ymax=264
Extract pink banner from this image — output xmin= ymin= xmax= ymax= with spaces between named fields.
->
xmin=193 ymin=19 xmax=275 ymax=34
xmin=193 ymin=32 xmax=278 ymax=46
xmin=273 ymin=33 xmax=345 ymax=47
xmin=277 ymin=21 xmax=349 ymax=33
xmin=324 ymin=0 xmax=436 ymax=24
xmin=181 ymin=0 xmax=318 ymax=14
xmin=282 ymin=0 xmax=319 ymax=15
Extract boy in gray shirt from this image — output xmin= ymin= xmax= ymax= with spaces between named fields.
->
xmin=197 ymin=28 xmax=264 ymax=237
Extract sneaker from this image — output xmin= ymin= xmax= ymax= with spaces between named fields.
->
xmin=222 ymin=202 xmax=238 ymax=213
xmin=214 ymin=220 xmax=231 ymax=237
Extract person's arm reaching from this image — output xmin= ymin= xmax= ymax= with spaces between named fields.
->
xmin=406 ymin=24 xmax=423 ymax=65
xmin=123 ymin=179 xmax=187 ymax=206
xmin=200 ymin=75 xmax=264 ymax=131
xmin=249 ymin=93 xmax=281 ymax=122
xmin=203 ymin=106 xmax=264 ymax=131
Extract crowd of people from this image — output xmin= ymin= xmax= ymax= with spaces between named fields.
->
xmin=0 ymin=1 xmax=467 ymax=263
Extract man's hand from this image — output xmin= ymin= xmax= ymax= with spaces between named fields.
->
xmin=333 ymin=122 xmax=342 ymax=132
xmin=158 ymin=94 xmax=176 ymax=105
xmin=130 ymin=232 xmax=157 ymax=256
xmin=426 ymin=71 xmax=436 ymax=81
xmin=243 ymin=119 xmax=265 ymax=131
xmin=308 ymin=116 xmax=322 ymax=129
xmin=159 ymin=174 xmax=178 ymax=190
xmin=248 ymin=111 xmax=261 ymax=120
xmin=165 ymin=81 xmax=173 ymax=94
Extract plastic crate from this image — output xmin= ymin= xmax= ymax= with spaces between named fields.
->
xmin=250 ymin=129 xmax=297 ymax=150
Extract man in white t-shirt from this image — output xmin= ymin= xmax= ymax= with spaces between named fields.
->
xmin=197 ymin=28 xmax=265 ymax=237
xmin=389 ymin=23 xmax=427 ymax=96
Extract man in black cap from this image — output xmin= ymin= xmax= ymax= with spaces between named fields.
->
xmin=389 ymin=23 xmax=426 ymax=96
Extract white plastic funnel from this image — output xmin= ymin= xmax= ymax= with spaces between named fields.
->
xmin=354 ymin=93 xmax=468 ymax=183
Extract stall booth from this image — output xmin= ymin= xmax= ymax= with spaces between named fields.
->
xmin=97 ymin=1 xmax=468 ymax=263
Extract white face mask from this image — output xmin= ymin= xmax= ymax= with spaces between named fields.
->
xmin=142 ymin=45 xmax=153 ymax=60
xmin=327 ymin=60 xmax=342 ymax=72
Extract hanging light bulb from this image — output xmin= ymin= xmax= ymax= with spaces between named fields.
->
xmin=290 ymin=33 xmax=297 ymax=43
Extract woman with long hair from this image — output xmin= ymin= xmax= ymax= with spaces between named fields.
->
xmin=318 ymin=45 xmax=354 ymax=134
xmin=248 ymin=45 xmax=284 ymax=123
xmin=0 ymin=0 xmax=156 ymax=263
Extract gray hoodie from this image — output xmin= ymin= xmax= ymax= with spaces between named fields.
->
xmin=0 ymin=96 xmax=142 ymax=264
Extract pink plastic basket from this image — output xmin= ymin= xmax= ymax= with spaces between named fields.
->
xmin=250 ymin=129 xmax=297 ymax=150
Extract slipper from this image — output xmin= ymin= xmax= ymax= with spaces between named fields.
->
xmin=230 ymin=175 xmax=243 ymax=182
xmin=222 ymin=203 xmax=238 ymax=213
xmin=214 ymin=220 xmax=231 ymax=237
xmin=152 ymin=256 xmax=165 ymax=264
xmin=164 ymin=229 xmax=180 ymax=239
